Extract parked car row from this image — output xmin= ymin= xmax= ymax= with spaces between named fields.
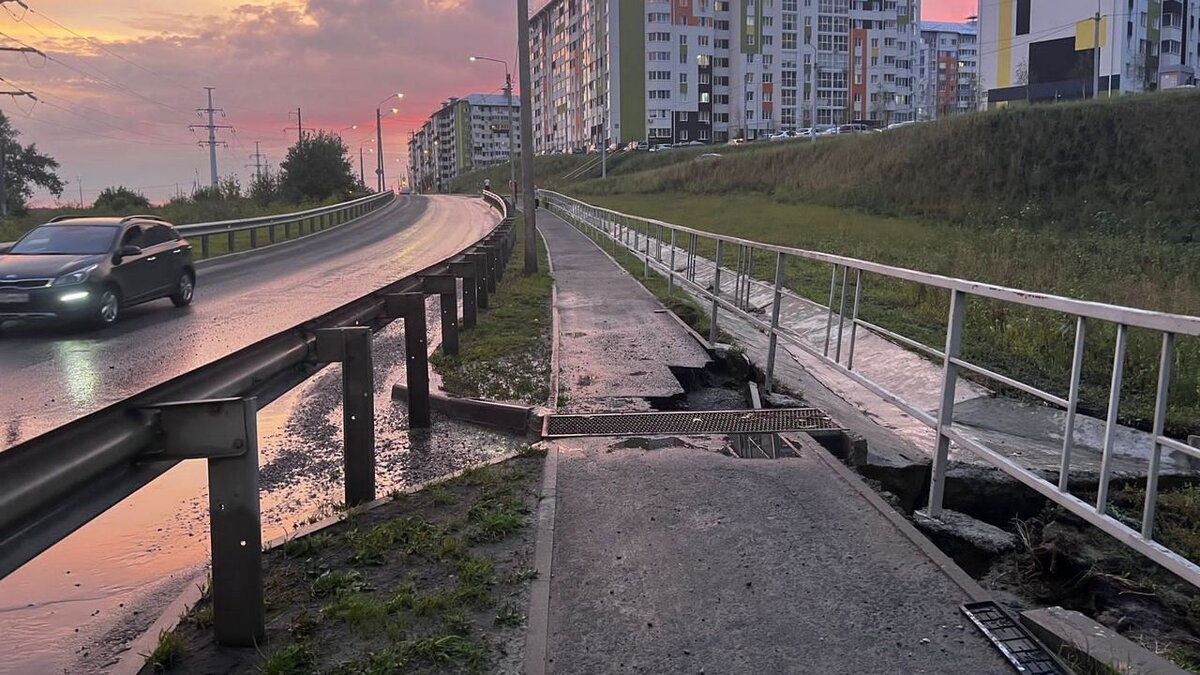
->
xmin=600 ymin=119 xmax=927 ymax=154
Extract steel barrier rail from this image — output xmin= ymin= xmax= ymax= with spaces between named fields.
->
xmin=0 ymin=190 xmax=513 ymax=587
xmin=0 ymin=190 xmax=395 ymax=257
xmin=540 ymin=189 xmax=1200 ymax=590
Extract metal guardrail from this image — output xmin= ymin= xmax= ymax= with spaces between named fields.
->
xmin=0 ymin=191 xmax=395 ymax=258
xmin=541 ymin=189 xmax=1200 ymax=590
xmin=0 ymin=190 xmax=516 ymax=645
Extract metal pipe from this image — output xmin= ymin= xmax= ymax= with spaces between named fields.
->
xmin=1059 ymin=316 xmax=1088 ymax=492
xmin=1141 ymin=333 xmax=1175 ymax=539
xmin=765 ymin=252 xmax=786 ymax=394
xmin=835 ymin=265 xmax=849 ymax=363
xmin=928 ymin=290 xmax=966 ymax=518
xmin=1096 ymin=324 xmax=1129 ymax=515
xmin=710 ymin=239 xmax=724 ymax=345
xmin=824 ymin=265 xmax=838 ymax=357
xmin=847 ymin=270 xmax=863 ymax=370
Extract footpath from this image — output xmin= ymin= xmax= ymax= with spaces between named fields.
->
xmin=530 ymin=210 xmax=1010 ymax=674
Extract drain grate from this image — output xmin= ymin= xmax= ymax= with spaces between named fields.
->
xmin=961 ymin=602 xmax=1066 ymax=674
xmin=543 ymin=408 xmax=841 ymax=438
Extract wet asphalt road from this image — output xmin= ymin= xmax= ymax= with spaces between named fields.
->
xmin=0 ymin=194 xmax=498 ymax=450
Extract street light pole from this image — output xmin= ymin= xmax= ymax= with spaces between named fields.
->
xmin=375 ymin=93 xmax=403 ymax=193
xmin=359 ymin=146 xmax=365 ymax=189
xmin=517 ymin=0 xmax=538 ymax=275
xmin=471 ymin=56 xmax=518 ymax=201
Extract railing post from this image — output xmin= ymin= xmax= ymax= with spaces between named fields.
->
xmin=315 ymin=327 xmax=376 ymax=506
xmin=765 ymin=252 xmax=786 ymax=394
xmin=1059 ymin=316 xmax=1087 ymax=492
xmin=249 ymin=227 xmax=258 ymax=249
xmin=668 ymin=229 xmax=677 ymax=297
xmin=268 ymin=222 xmax=277 ymax=244
xmin=227 ymin=229 xmax=236 ymax=255
xmin=824 ymin=264 xmax=838 ymax=357
xmin=450 ymin=261 xmax=478 ymax=329
xmin=835 ymin=266 xmax=849 ymax=363
xmin=1096 ymin=324 xmax=1129 ymax=515
xmin=847 ymin=270 xmax=863 ymax=370
xmin=422 ymin=276 xmax=460 ymax=356
xmin=388 ymin=293 xmax=431 ymax=429
xmin=201 ymin=235 xmax=210 ymax=259
xmin=928 ymin=289 xmax=966 ymax=518
xmin=1141 ymin=333 xmax=1175 ymax=539
xmin=472 ymin=253 xmax=490 ymax=310
xmin=709 ymin=239 xmax=724 ymax=346
xmin=643 ymin=222 xmax=650 ymax=279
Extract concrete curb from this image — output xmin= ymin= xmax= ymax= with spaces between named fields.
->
xmin=523 ymin=442 xmax=560 ymax=675
xmin=391 ymin=383 xmax=534 ymax=436
xmin=781 ymin=433 xmax=991 ymax=603
xmin=194 ymin=195 xmax=402 ymax=270
xmin=111 ymin=450 xmax=525 ymax=675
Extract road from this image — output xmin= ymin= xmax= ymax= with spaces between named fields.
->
xmin=0 ymin=194 xmax=498 ymax=450
xmin=0 ymin=193 xmax=510 ymax=674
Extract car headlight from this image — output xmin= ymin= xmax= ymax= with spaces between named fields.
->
xmin=51 ymin=264 xmax=98 ymax=287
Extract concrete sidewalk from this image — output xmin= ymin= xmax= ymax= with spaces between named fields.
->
xmin=533 ymin=211 xmax=1009 ymax=674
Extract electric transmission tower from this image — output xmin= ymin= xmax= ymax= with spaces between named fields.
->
xmin=246 ymin=141 xmax=266 ymax=180
xmin=188 ymin=86 xmax=233 ymax=188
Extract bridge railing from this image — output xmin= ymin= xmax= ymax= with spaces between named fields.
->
xmin=0 ymin=191 xmax=395 ymax=257
xmin=0 ymin=193 xmax=517 ymax=646
xmin=540 ymin=189 xmax=1200 ymax=590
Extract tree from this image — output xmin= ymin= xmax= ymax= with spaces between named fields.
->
xmin=280 ymin=131 xmax=355 ymax=202
xmin=0 ymin=111 xmax=63 ymax=215
xmin=93 ymin=186 xmax=150 ymax=212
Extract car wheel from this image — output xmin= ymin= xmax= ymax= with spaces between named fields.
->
xmin=171 ymin=271 xmax=195 ymax=308
xmin=94 ymin=286 xmax=121 ymax=328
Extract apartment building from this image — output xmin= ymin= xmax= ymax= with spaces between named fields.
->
xmin=916 ymin=21 xmax=979 ymax=119
xmin=529 ymin=0 xmax=922 ymax=154
xmin=979 ymin=0 xmax=1200 ymax=106
xmin=408 ymin=93 xmax=521 ymax=193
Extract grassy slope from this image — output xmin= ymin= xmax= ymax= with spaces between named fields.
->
xmin=431 ymin=214 xmax=553 ymax=405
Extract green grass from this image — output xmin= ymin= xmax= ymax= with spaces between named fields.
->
xmin=144 ymin=629 xmax=184 ymax=672
xmin=573 ymin=191 xmax=1200 ymax=438
xmin=261 ymin=642 xmax=316 ymax=675
xmin=430 ymin=213 xmax=553 ymax=404
xmin=282 ymin=532 xmax=333 ymax=558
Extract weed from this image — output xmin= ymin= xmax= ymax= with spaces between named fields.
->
xmin=282 ymin=532 xmax=332 ymax=558
xmin=467 ymin=505 xmax=525 ymax=544
xmin=510 ymin=567 xmax=539 ymax=583
xmin=428 ymin=484 xmax=457 ymax=506
xmin=288 ymin=610 xmax=318 ymax=640
xmin=363 ymin=648 xmax=406 ymax=675
xmin=144 ymin=629 xmax=184 ymax=672
xmin=192 ymin=605 xmax=213 ymax=629
xmin=322 ymin=593 xmax=388 ymax=628
xmin=348 ymin=517 xmax=440 ymax=565
xmin=310 ymin=569 xmax=372 ymax=598
xmin=457 ymin=557 xmax=494 ymax=585
xmin=437 ymin=534 xmax=468 ymax=560
xmin=495 ymin=603 xmax=525 ymax=627
xmin=400 ymin=635 xmax=486 ymax=668
xmin=385 ymin=582 xmax=417 ymax=613
xmin=260 ymin=642 xmax=315 ymax=675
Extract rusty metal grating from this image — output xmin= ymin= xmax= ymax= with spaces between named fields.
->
xmin=961 ymin=602 xmax=1066 ymax=675
xmin=543 ymin=408 xmax=841 ymax=438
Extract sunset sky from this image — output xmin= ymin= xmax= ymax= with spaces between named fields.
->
xmin=0 ymin=0 xmax=976 ymax=205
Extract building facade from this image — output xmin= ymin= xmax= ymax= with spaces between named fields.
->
xmin=408 ymin=93 xmax=521 ymax=193
xmin=917 ymin=20 xmax=978 ymax=119
xmin=529 ymin=0 xmax=923 ymax=154
xmin=980 ymin=0 xmax=1200 ymax=106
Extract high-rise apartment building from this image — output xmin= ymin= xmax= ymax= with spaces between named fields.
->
xmin=529 ymin=0 xmax=922 ymax=154
xmin=917 ymin=20 xmax=979 ymax=119
xmin=408 ymin=94 xmax=521 ymax=193
xmin=980 ymin=0 xmax=1200 ymax=106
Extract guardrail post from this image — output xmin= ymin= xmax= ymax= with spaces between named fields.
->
xmin=450 ymin=261 xmax=478 ymax=329
xmin=668 ymin=229 xmax=677 ymax=297
xmin=472 ymin=253 xmax=490 ymax=309
xmin=643 ymin=223 xmax=650 ymax=279
xmin=1096 ymin=324 xmax=1129 ymax=515
xmin=422 ymin=276 xmax=460 ymax=356
xmin=268 ymin=223 xmax=277 ymax=244
xmin=388 ymin=293 xmax=431 ymax=429
xmin=928 ymin=289 xmax=966 ymax=518
xmin=709 ymin=239 xmax=725 ymax=345
xmin=824 ymin=265 xmax=839 ymax=357
xmin=314 ymin=327 xmax=376 ymax=506
xmin=249 ymin=227 xmax=258 ymax=249
xmin=1059 ymin=317 xmax=1087 ymax=491
xmin=1142 ymin=332 xmax=1176 ymax=539
xmin=144 ymin=398 xmax=263 ymax=647
xmin=765 ymin=252 xmax=786 ymax=394
xmin=201 ymin=235 xmax=210 ymax=259
xmin=227 ymin=230 xmax=236 ymax=255
xmin=847 ymin=270 xmax=864 ymax=370
xmin=485 ymin=246 xmax=499 ymax=293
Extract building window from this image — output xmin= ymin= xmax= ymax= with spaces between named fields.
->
xmin=1016 ymin=0 xmax=1031 ymax=36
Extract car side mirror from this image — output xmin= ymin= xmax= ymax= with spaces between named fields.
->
xmin=114 ymin=245 xmax=141 ymax=263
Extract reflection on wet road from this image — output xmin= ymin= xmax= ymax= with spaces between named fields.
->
xmin=0 ymin=195 xmax=495 ymax=449
xmin=0 ymin=195 xmax=517 ymax=674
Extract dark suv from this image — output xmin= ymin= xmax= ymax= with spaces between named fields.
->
xmin=0 ymin=215 xmax=195 ymax=329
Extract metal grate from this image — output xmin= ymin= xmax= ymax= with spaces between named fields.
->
xmin=961 ymin=602 xmax=1066 ymax=675
xmin=543 ymin=408 xmax=841 ymax=438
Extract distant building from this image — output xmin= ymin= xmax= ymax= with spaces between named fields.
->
xmin=408 ymin=94 xmax=521 ymax=193
xmin=979 ymin=0 xmax=1200 ymax=106
xmin=917 ymin=20 xmax=979 ymax=119
xmin=528 ymin=0 xmax=924 ymax=154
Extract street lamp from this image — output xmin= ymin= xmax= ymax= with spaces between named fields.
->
xmin=470 ymin=56 xmax=516 ymax=199
xmin=376 ymin=93 xmax=403 ymax=192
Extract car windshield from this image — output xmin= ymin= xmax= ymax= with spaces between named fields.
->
xmin=9 ymin=225 xmax=118 ymax=255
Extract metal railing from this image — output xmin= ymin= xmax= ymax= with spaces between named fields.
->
xmin=0 ymin=191 xmax=516 ymax=645
xmin=0 ymin=191 xmax=395 ymax=257
xmin=540 ymin=189 xmax=1200 ymax=590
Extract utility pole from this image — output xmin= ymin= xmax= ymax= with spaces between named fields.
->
xmin=188 ymin=87 xmax=232 ymax=187
xmin=359 ymin=146 xmax=366 ymax=189
xmin=77 ymin=176 xmax=83 ymax=207
xmin=376 ymin=107 xmax=385 ymax=192
xmin=286 ymin=108 xmax=303 ymax=144
xmin=506 ymin=72 xmax=516 ymax=199
xmin=1093 ymin=8 xmax=1102 ymax=99
xmin=247 ymin=141 xmax=265 ymax=180
xmin=517 ymin=0 xmax=539 ymax=275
